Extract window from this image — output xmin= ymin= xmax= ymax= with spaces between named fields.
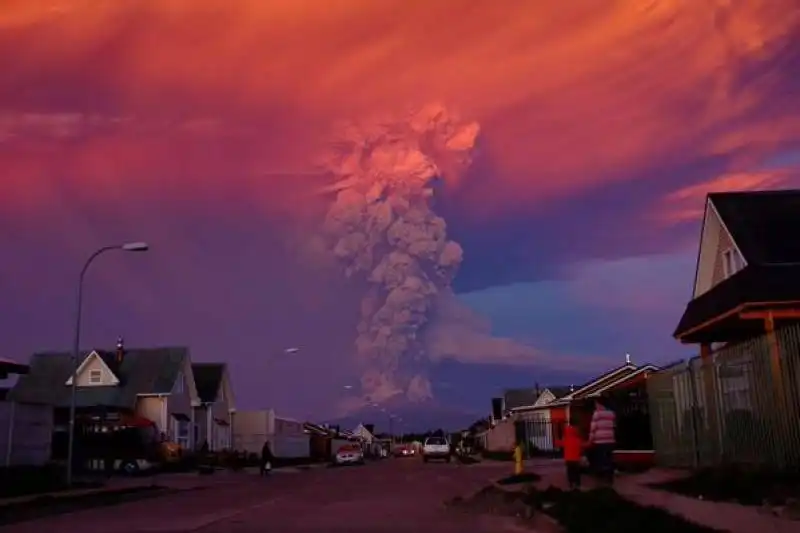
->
xmin=722 ymin=248 xmax=743 ymax=278
xmin=174 ymin=418 xmax=190 ymax=448
xmin=88 ymin=369 xmax=103 ymax=384
xmin=173 ymin=372 xmax=184 ymax=393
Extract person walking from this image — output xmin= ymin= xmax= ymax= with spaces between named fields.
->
xmin=588 ymin=398 xmax=616 ymax=485
xmin=555 ymin=415 xmax=587 ymax=490
xmin=260 ymin=440 xmax=274 ymax=477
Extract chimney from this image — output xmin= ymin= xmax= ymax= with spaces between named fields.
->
xmin=116 ymin=337 xmax=125 ymax=364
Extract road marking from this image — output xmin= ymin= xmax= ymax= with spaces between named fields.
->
xmin=136 ymin=497 xmax=284 ymax=532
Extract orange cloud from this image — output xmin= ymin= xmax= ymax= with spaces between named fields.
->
xmin=657 ymin=168 xmax=798 ymax=224
xmin=1 ymin=0 xmax=799 ymax=220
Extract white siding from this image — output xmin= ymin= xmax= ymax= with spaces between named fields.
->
xmin=0 ymin=401 xmax=53 ymax=466
xmin=233 ymin=409 xmax=309 ymax=457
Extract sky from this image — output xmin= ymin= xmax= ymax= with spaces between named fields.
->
xmin=1 ymin=0 xmax=800 ymax=424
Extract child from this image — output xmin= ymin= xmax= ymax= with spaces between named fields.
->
xmin=555 ymin=418 xmax=586 ymax=490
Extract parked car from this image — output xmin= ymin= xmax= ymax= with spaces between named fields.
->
xmin=422 ymin=436 xmax=451 ymax=463
xmin=333 ymin=443 xmax=365 ymax=466
xmin=393 ymin=444 xmax=415 ymax=457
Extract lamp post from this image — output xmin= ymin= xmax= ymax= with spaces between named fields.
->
xmin=66 ymin=242 xmax=149 ymax=487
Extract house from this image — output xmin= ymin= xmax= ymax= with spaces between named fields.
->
xmin=666 ymin=189 xmax=800 ymax=468
xmin=233 ymin=409 xmax=310 ymax=458
xmin=192 ymin=363 xmax=236 ymax=451
xmin=509 ymin=386 xmax=572 ymax=453
xmin=9 ymin=340 xmax=200 ymax=458
xmin=674 ymin=190 xmax=800 ymax=347
xmin=673 ymin=191 xmax=800 ymax=405
xmin=1 ymin=358 xmax=53 ymax=466
xmin=351 ymin=423 xmax=375 ymax=443
xmin=502 ymin=388 xmax=540 ymax=418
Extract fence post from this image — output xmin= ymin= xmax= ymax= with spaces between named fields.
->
xmin=687 ymin=360 xmax=701 ymax=468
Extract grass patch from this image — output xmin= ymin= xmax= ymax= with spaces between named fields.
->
xmin=652 ymin=466 xmax=800 ymax=506
xmin=0 ymin=465 xmax=102 ymax=499
xmin=449 ymin=484 xmax=722 ymax=533
xmin=0 ymin=486 xmax=170 ymax=525
xmin=531 ymin=486 xmax=721 ymax=533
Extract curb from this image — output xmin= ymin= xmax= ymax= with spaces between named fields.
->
xmin=0 ymin=484 xmax=166 ymax=508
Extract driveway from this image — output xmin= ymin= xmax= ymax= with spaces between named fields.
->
xmin=0 ymin=460 xmax=524 ymax=533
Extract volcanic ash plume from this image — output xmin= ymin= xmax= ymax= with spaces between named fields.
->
xmin=318 ymin=104 xmax=479 ymax=405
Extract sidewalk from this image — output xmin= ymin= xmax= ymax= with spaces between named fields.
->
xmin=524 ymin=459 xmax=798 ymax=533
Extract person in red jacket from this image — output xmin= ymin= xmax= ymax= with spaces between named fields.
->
xmin=555 ymin=417 xmax=587 ymax=490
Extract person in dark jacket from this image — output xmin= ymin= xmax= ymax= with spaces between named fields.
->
xmin=260 ymin=440 xmax=274 ymax=476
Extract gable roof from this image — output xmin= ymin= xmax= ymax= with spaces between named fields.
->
xmin=9 ymin=347 xmax=190 ymax=408
xmin=547 ymin=364 xmax=637 ymax=405
xmin=503 ymin=388 xmax=539 ymax=411
xmin=709 ymin=190 xmax=800 ymax=265
xmin=676 ymin=190 xmax=800 ymax=342
xmin=192 ymin=363 xmax=225 ymax=404
xmin=509 ymin=385 xmax=574 ymax=412
xmin=65 ymin=351 xmax=120 ymax=386
xmin=567 ymin=363 xmax=636 ymax=399
xmin=586 ymin=364 xmax=660 ymax=397
xmin=546 ymin=386 xmax=572 ymax=399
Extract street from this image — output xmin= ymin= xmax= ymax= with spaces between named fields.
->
xmin=0 ymin=460 xmax=523 ymax=533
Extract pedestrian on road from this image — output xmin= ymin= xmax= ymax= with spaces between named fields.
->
xmin=588 ymin=397 xmax=616 ymax=485
xmin=555 ymin=415 xmax=587 ymax=490
xmin=260 ymin=440 xmax=274 ymax=476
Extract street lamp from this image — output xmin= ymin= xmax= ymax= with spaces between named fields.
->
xmin=66 ymin=242 xmax=149 ymax=486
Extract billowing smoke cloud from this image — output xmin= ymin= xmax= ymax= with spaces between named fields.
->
xmin=318 ymin=104 xmax=479 ymax=405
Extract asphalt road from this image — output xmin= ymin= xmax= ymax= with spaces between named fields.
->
xmin=0 ymin=459 xmax=525 ymax=533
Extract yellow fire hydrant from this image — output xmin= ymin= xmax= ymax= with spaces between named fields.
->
xmin=513 ymin=444 xmax=524 ymax=476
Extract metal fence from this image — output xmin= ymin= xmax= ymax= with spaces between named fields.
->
xmin=647 ymin=324 xmax=800 ymax=469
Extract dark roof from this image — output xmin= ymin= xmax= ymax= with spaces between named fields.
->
xmin=570 ymin=364 xmax=636 ymax=399
xmin=503 ymin=388 xmax=540 ymax=410
xmin=8 ymin=347 xmax=189 ymax=408
xmin=710 ymin=190 xmax=800 ymax=265
xmin=546 ymin=386 xmax=572 ymax=399
xmin=674 ymin=263 xmax=800 ymax=339
xmin=192 ymin=363 xmax=225 ymax=403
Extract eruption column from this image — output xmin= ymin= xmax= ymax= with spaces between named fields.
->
xmin=319 ymin=104 xmax=479 ymax=404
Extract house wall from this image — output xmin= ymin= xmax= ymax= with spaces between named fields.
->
xmin=194 ymin=406 xmax=209 ymax=450
xmin=485 ymin=418 xmax=516 ymax=451
xmin=166 ymin=360 xmax=196 ymax=450
xmin=210 ymin=393 xmax=232 ymax=449
xmin=710 ymin=222 xmax=736 ymax=287
xmin=233 ymin=410 xmax=269 ymax=454
xmin=0 ymin=401 xmax=53 ymax=466
xmin=135 ymin=396 xmax=167 ymax=432
xmin=193 ymin=381 xmax=233 ymax=451
xmin=232 ymin=410 xmax=309 ymax=457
